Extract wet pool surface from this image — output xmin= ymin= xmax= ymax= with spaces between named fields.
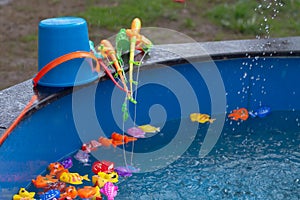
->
xmin=23 ymin=111 xmax=300 ymax=199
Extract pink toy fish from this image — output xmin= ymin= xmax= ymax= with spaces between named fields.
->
xmin=100 ymin=182 xmax=118 ymax=200
xmin=126 ymin=127 xmax=145 ymax=138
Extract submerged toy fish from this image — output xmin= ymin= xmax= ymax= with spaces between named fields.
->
xmin=249 ymin=106 xmax=271 ymax=118
xmin=98 ymin=137 xmax=113 ymax=147
xmin=228 ymin=108 xmax=249 ymax=121
xmin=127 ymin=127 xmax=146 ymax=138
xmin=138 ymin=124 xmax=160 ymax=133
xmin=59 ymin=185 xmax=78 ymax=199
xmin=60 ymin=157 xmax=73 ymax=169
xmin=115 ymin=165 xmax=140 ymax=177
xmin=43 ymin=181 xmax=66 ymax=193
xmin=13 ymin=188 xmax=35 ymax=200
xmin=32 ymin=175 xmax=58 ymax=188
xmin=190 ymin=113 xmax=216 ymax=123
xmin=100 ymin=182 xmax=118 ymax=200
xmin=78 ymin=186 xmax=101 ymax=199
xmin=74 ymin=150 xmax=90 ymax=166
xmin=39 ymin=189 xmax=60 ymax=200
xmin=111 ymin=132 xmax=137 ymax=147
xmin=59 ymin=172 xmax=90 ymax=185
xmin=92 ymin=160 xmax=115 ymax=174
xmin=82 ymin=140 xmax=102 ymax=153
xmin=48 ymin=162 xmax=69 ymax=178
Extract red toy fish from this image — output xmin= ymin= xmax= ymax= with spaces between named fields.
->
xmin=228 ymin=108 xmax=249 ymax=121
xmin=92 ymin=160 xmax=115 ymax=174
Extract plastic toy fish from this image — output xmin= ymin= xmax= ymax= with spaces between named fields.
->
xmin=249 ymin=106 xmax=271 ymax=118
xmin=13 ymin=188 xmax=35 ymax=200
xmin=48 ymin=162 xmax=69 ymax=178
xmin=59 ymin=172 xmax=90 ymax=185
xmin=43 ymin=181 xmax=66 ymax=193
xmin=74 ymin=150 xmax=90 ymax=166
xmin=32 ymin=175 xmax=58 ymax=188
xmin=82 ymin=140 xmax=102 ymax=153
xmin=111 ymin=132 xmax=137 ymax=147
xmin=59 ymin=185 xmax=78 ymax=199
xmin=39 ymin=189 xmax=60 ymax=200
xmin=60 ymin=157 xmax=73 ymax=169
xmin=127 ymin=127 xmax=146 ymax=138
xmin=100 ymin=182 xmax=118 ymax=200
xmin=78 ymin=186 xmax=101 ymax=199
xmin=115 ymin=165 xmax=140 ymax=177
xmin=138 ymin=124 xmax=160 ymax=133
xmin=190 ymin=113 xmax=216 ymax=123
xmin=98 ymin=137 xmax=113 ymax=147
xmin=228 ymin=108 xmax=249 ymax=121
xmin=92 ymin=160 xmax=115 ymax=174
xmin=92 ymin=174 xmax=108 ymax=188
xmin=98 ymin=172 xmax=119 ymax=183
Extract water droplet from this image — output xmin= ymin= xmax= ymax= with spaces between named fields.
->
xmin=243 ymin=73 xmax=247 ymax=78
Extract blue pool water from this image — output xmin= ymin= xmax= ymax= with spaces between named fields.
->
xmin=25 ymin=111 xmax=300 ymax=200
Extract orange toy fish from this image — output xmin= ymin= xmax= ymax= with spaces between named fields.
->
xmin=228 ymin=108 xmax=249 ymax=121
xmin=48 ymin=162 xmax=69 ymax=178
xmin=32 ymin=175 xmax=58 ymax=188
xmin=98 ymin=137 xmax=113 ymax=147
xmin=77 ymin=186 xmax=101 ymax=199
xmin=111 ymin=132 xmax=137 ymax=147
xmin=59 ymin=185 xmax=78 ymax=199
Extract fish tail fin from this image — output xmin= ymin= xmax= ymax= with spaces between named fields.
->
xmin=83 ymin=174 xmax=90 ymax=181
xmin=209 ymin=118 xmax=216 ymax=123
xmin=156 ymin=127 xmax=161 ymax=132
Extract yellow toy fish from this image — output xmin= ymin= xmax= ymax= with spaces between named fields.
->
xmin=138 ymin=124 xmax=160 ymax=133
xmin=190 ymin=113 xmax=216 ymax=123
xmin=59 ymin=172 xmax=90 ymax=184
xmin=13 ymin=188 xmax=35 ymax=200
xmin=97 ymin=171 xmax=119 ymax=183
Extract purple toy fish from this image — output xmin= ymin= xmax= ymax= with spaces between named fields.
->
xmin=127 ymin=127 xmax=145 ymax=138
xmin=74 ymin=150 xmax=90 ymax=166
xmin=100 ymin=182 xmax=118 ymax=200
xmin=115 ymin=165 xmax=140 ymax=177
xmin=60 ymin=157 xmax=73 ymax=169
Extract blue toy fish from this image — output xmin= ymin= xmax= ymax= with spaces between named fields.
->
xmin=249 ymin=106 xmax=271 ymax=118
xmin=39 ymin=189 xmax=60 ymax=200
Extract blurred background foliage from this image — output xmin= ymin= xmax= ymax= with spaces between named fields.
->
xmin=1 ymin=0 xmax=300 ymax=89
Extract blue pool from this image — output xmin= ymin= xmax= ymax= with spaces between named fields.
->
xmin=0 ymin=38 xmax=300 ymax=199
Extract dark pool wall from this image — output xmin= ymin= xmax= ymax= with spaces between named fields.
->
xmin=0 ymin=37 xmax=300 ymax=198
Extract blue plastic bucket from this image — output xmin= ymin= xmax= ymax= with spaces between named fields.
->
xmin=37 ymin=17 xmax=98 ymax=87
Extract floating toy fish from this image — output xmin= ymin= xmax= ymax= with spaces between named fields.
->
xmin=249 ymin=106 xmax=271 ymax=118
xmin=98 ymin=137 xmax=113 ymax=147
xmin=115 ymin=165 xmax=140 ymax=177
xmin=92 ymin=174 xmax=109 ymax=188
xmin=190 ymin=113 xmax=216 ymax=123
xmin=43 ymin=181 xmax=66 ymax=193
xmin=48 ymin=162 xmax=69 ymax=178
xmin=32 ymin=175 xmax=58 ymax=188
xmin=59 ymin=186 xmax=78 ymax=199
xmin=78 ymin=186 xmax=101 ymax=199
xmin=39 ymin=189 xmax=60 ymax=200
xmin=60 ymin=157 xmax=73 ymax=169
xmin=100 ymin=182 xmax=118 ymax=200
xmin=228 ymin=108 xmax=249 ymax=121
xmin=111 ymin=132 xmax=137 ymax=147
xmin=127 ymin=127 xmax=146 ymax=138
xmin=98 ymin=172 xmax=119 ymax=183
xmin=59 ymin=172 xmax=90 ymax=185
xmin=13 ymin=188 xmax=35 ymax=200
xmin=138 ymin=124 xmax=160 ymax=133
xmin=74 ymin=150 xmax=90 ymax=166
xmin=92 ymin=160 xmax=115 ymax=174
xmin=82 ymin=140 xmax=102 ymax=153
